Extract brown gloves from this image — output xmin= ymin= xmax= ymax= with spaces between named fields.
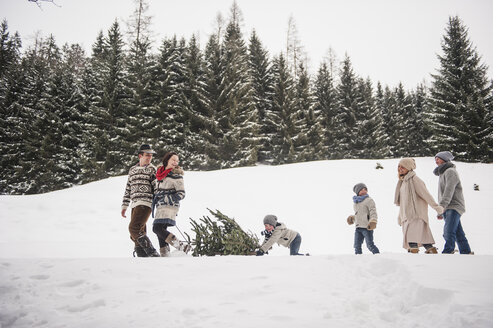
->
xmin=367 ymin=220 xmax=377 ymax=230
xmin=347 ymin=215 xmax=355 ymax=225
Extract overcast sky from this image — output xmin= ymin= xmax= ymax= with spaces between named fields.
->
xmin=1 ymin=0 xmax=492 ymax=89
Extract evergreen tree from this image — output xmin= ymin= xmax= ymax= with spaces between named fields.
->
xmin=202 ymin=33 xmax=223 ymax=169
xmin=389 ymin=83 xmax=413 ymax=157
xmin=313 ymin=61 xmax=337 ymax=159
xmin=183 ymin=34 xmax=214 ymax=169
xmin=248 ymin=30 xmax=274 ymax=163
xmin=334 ymin=55 xmax=358 ymax=158
xmin=371 ymin=82 xmax=390 ymax=158
xmin=271 ymin=54 xmax=296 ymax=164
xmin=428 ymin=16 xmax=493 ymax=161
xmin=124 ymin=0 xmax=156 ymax=150
xmin=219 ymin=4 xmax=258 ymax=167
xmin=98 ymin=20 xmax=131 ymax=175
xmin=294 ymin=62 xmax=322 ymax=161
xmin=354 ymin=78 xmax=376 ymax=158
xmin=0 ymin=20 xmax=24 ymax=193
xmin=409 ymin=83 xmax=431 ymax=156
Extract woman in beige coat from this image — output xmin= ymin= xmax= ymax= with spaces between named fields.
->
xmin=394 ymin=158 xmax=444 ymax=254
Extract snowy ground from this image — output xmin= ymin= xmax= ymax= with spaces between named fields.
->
xmin=1 ymin=158 xmax=493 ymax=327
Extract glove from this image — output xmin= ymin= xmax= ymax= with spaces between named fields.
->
xmin=256 ymin=249 xmax=264 ymax=256
xmin=347 ymin=215 xmax=355 ymax=225
xmin=367 ymin=221 xmax=377 ymax=230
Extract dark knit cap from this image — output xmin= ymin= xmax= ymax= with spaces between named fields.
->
xmin=263 ymin=215 xmax=278 ymax=227
xmin=353 ymin=183 xmax=367 ymax=195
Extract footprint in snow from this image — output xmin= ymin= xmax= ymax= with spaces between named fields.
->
xmin=29 ymin=274 xmax=50 ymax=280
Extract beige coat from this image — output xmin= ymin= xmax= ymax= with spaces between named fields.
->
xmin=394 ymin=171 xmax=444 ymax=249
xmin=260 ymin=223 xmax=298 ymax=253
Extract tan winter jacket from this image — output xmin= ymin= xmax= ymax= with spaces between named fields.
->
xmin=353 ymin=197 xmax=378 ymax=229
xmin=394 ymin=171 xmax=444 ymax=248
xmin=260 ymin=223 xmax=298 ymax=253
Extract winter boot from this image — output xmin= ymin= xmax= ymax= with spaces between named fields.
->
xmin=165 ymin=233 xmax=192 ymax=254
xmin=408 ymin=248 xmax=419 ymax=254
xmin=160 ymin=245 xmax=171 ymax=257
xmin=137 ymin=235 xmax=160 ymax=257
xmin=425 ymin=247 xmax=438 ymax=254
xmin=133 ymin=245 xmax=148 ymax=257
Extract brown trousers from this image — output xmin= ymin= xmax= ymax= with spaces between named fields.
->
xmin=129 ymin=205 xmax=152 ymax=245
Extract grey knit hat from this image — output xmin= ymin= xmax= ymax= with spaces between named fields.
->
xmin=353 ymin=183 xmax=367 ymax=195
xmin=435 ymin=151 xmax=454 ymax=162
xmin=263 ymin=215 xmax=278 ymax=227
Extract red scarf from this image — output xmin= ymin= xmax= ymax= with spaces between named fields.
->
xmin=156 ymin=167 xmax=173 ymax=181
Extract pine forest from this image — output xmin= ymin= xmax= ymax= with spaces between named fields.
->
xmin=1 ymin=2 xmax=492 ymax=194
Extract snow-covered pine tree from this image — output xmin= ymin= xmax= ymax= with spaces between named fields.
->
xmin=202 ymin=33 xmax=223 ymax=169
xmin=371 ymin=82 xmax=390 ymax=158
xmin=95 ymin=20 xmax=131 ymax=176
xmin=23 ymin=35 xmax=64 ymax=193
xmin=313 ymin=61 xmax=338 ymax=159
xmin=270 ymin=53 xmax=296 ymax=164
xmin=219 ymin=4 xmax=258 ymax=167
xmin=408 ymin=83 xmax=431 ymax=157
xmin=389 ymin=83 xmax=413 ymax=157
xmin=50 ymin=43 xmax=87 ymax=189
xmin=152 ymin=36 xmax=188 ymax=160
xmin=182 ymin=34 xmax=215 ymax=170
xmin=353 ymin=78 xmax=376 ymax=158
xmin=294 ymin=62 xmax=322 ymax=162
xmin=248 ymin=30 xmax=274 ymax=164
xmin=124 ymin=0 xmax=157 ymax=155
xmin=0 ymin=20 xmax=24 ymax=193
xmin=334 ymin=55 xmax=358 ymax=159
xmin=428 ymin=16 xmax=493 ymax=162
xmin=92 ymin=20 xmax=131 ymax=176
xmin=78 ymin=54 xmax=107 ymax=183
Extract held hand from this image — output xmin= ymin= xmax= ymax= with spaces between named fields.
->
xmin=121 ymin=209 xmax=127 ymax=218
xmin=367 ymin=221 xmax=377 ymax=230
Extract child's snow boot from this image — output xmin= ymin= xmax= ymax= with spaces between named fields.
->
xmin=408 ymin=248 xmax=419 ymax=254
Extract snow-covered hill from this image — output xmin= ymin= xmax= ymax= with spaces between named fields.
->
xmin=1 ymin=158 xmax=492 ymax=327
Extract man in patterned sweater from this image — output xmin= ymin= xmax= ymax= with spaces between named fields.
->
xmin=121 ymin=144 xmax=159 ymax=257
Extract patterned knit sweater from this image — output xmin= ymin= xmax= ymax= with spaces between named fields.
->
xmin=121 ymin=163 xmax=157 ymax=210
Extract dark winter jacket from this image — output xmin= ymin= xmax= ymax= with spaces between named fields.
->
xmin=152 ymin=166 xmax=185 ymax=225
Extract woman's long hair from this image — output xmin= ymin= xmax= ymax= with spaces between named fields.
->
xmin=162 ymin=151 xmax=178 ymax=168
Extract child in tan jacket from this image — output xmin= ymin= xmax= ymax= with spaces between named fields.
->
xmin=347 ymin=183 xmax=380 ymax=254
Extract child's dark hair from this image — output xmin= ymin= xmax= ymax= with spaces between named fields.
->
xmin=162 ymin=151 xmax=178 ymax=167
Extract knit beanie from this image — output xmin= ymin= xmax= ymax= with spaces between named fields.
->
xmin=353 ymin=183 xmax=367 ymax=195
xmin=399 ymin=158 xmax=416 ymax=171
xmin=263 ymin=215 xmax=278 ymax=227
xmin=435 ymin=151 xmax=454 ymax=162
